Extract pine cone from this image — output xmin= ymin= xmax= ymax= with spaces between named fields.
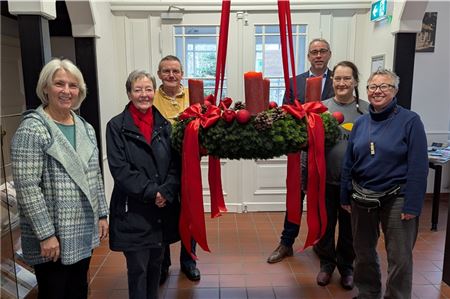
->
xmin=271 ymin=107 xmax=286 ymax=122
xmin=233 ymin=101 xmax=246 ymax=111
xmin=253 ymin=112 xmax=273 ymax=131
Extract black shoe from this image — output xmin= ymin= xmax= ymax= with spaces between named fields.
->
xmin=266 ymin=244 xmax=294 ymax=264
xmin=159 ymin=267 xmax=169 ymax=285
xmin=181 ymin=265 xmax=201 ymax=281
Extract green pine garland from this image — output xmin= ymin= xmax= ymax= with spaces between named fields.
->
xmin=172 ymin=110 xmax=340 ymax=160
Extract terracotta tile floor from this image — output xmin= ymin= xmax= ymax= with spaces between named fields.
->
xmin=88 ymin=197 xmax=450 ymax=299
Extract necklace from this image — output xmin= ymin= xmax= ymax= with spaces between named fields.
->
xmin=368 ymin=108 xmax=396 ymax=156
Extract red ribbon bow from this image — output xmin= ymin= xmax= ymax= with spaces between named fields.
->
xmin=282 ymin=100 xmax=328 ymax=250
xmin=179 ymin=104 xmax=225 ymax=257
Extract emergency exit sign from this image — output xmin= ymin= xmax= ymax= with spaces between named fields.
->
xmin=371 ymin=0 xmax=387 ymax=22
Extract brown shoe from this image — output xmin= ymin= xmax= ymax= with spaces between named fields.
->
xmin=266 ymin=244 xmax=293 ymax=263
xmin=316 ymin=271 xmax=332 ymax=286
xmin=340 ymin=275 xmax=354 ymax=290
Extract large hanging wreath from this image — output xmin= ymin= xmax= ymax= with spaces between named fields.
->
xmin=171 ymin=102 xmax=341 ymax=160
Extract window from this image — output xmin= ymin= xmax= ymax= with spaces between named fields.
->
xmin=174 ymin=26 xmax=227 ymax=97
xmin=255 ymin=25 xmax=307 ymax=104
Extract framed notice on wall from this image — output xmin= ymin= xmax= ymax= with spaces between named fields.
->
xmin=416 ymin=12 xmax=438 ymax=53
xmin=371 ymin=55 xmax=385 ymax=73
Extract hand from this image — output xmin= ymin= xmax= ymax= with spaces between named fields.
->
xmin=155 ymin=192 xmax=167 ymax=208
xmin=341 ymin=204 xmax=352 ymax=213
xmin=98 ymin=219 xmax=109 ymax=241
xmin=401 ymin=213 xmax=416 ymax=220
xmin=40 ymin=236 xmax=60 ymax=262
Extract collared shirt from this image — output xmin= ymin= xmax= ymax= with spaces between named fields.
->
xmin=309 ymin=69 xmax=328 ymax=95
xmin=153 ymin=85 xmax=190 ymax=124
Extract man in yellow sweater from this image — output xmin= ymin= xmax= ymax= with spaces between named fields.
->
xmin=153 ymin=55 xmax=200 ymax=283
xmin=153 ymin=55 xmax=190 ymax=123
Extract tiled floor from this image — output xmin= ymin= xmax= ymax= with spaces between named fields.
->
xmin=88 ymin=197 xmax=450 ymax=299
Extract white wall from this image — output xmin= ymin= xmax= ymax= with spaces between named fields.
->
xmin=91 ymin=1 xmax=123 ymax=203
xmin=412 ymin=1 xmax=450 ymax=192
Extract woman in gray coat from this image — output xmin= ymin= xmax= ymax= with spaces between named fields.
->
xmin=11 ymin=58 xmax=109 ymax=299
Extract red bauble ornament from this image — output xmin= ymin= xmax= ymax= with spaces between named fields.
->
xmin=269 ymin=101 xmax=278 ymax=109
xmin=332 ymin=111 xmax=344 ymax=124
xmin=236 ymin=109 xmax=251 ymax=124
xmin=222 ymin=109 xmax=236 ymax=123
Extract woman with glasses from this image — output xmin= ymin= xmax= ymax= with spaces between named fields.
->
xmin=106 ymin=70 xmax=180 ymax=299
xmin=11 ymin=58 xmax=109 ymax=299
xmin=340 ymin=69 xmax=428 ymax=299
xmin=313 ymin=61 xmax=369 ymax=290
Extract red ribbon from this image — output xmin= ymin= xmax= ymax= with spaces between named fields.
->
xmin=179 ymin=104 xmax=221 ymax=257
xmin=278 ymin=0 xmax=328 ymax=251
xmin=282 ymin=101 xmax=328 ymax=249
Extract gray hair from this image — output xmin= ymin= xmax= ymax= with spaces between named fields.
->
xmin=158 ymin=55 xmax=183 ymax=72
xmin=36 ymin=58 xmax=87 ymax=110
xmin=309 ymin=38 xmax=331 ymax=51
xmin=125 ymin=70 xmax=156 ymax=93
xmin=367 ymin=69 xmax=400 ymax=89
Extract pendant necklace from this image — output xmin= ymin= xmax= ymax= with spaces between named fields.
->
xmin=368 ymin=107 xmax=396 ymax=157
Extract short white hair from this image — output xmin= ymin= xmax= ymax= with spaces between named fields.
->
xmin=367 ymin=69 xmax=400 ymax=89
xmin=36 ymin=58 xmax=87 ymax=110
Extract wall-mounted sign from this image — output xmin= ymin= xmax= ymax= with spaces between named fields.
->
xmin=370 ymin=0 xmax=387 ymax=22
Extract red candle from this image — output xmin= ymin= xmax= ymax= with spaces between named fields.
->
xmin=244 ymin=72 xmax=263 ymax=115
xmin=305 ymin=76 xmax=322 ymax=102
xmin=188 ymin=79 xmax=204 ymax=105
xmin=263 ymin=78 xmax=270 ymax=110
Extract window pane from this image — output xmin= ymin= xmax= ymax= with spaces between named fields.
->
xmin=254 ymin=24 xmax=307 ymax=103
xmin=184 ymin=26 xmax=216 ymax=35
xmin=175 ymin=37 xmax=183 ymax=61
xmin=265 ymin=25 xmax=279 ymax=34
xmin=175 ymin=26 xmax=227 ymax=99
xmin=174 ymin=27 xmax=182 ymax=35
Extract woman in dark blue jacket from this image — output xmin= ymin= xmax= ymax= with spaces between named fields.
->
xmin=106 ymin=70 xmax=180 ymax=299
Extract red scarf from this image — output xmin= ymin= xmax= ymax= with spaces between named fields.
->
xmin=129 ymin=104 xmax=153 ymax=143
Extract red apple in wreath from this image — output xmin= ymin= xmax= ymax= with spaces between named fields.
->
xmin=222 ymin=109 xmax=236 ymax=123
xmin=236 ymin=109 xmax=251 ymax=124
xmin=332 ymin=111 xmax=344 ymax=124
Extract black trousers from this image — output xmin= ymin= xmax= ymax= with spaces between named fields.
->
xmin=162 ymin=239 xmax=196 ymax=270
xmin=313 ymin=183 xmax=354 ymax=276
xmin=33 ymin=256 xmax=91 ymax=299
xmin=124 ymin=248 xmax=164 ymax=299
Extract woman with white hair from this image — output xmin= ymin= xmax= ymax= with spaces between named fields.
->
xmin=340 ymin=69 xmax=428 ymax=299
xmin=11 ymin=58 xmax=109 ymax=299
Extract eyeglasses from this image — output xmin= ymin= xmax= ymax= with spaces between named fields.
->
xmin=333 ymin=76 xmax=353 ymax=83
xmin=309 ymin=48 xmax=329 ymax=56
xmin=366 ymin=83 xmax=395 ymax=92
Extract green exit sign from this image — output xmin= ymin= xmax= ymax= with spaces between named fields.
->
xmin=371 ymin=0 xmax=387 ymax=22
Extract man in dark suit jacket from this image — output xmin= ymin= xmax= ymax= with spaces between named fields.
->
xmin=283 ymin=38 xmax=334 ymax=104
xmin=268 ymin=38 xmax=334 ymax=264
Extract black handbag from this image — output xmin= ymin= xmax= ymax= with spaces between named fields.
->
xmin=351 ymin=181 xmax=401 ymax=209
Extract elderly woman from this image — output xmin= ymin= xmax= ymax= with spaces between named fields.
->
xmin=11 ymin=58 xmax=109 ymax=299
xmin=340 ymin=69 xmax=428 ymax=299
xmin=106 ymin=70 xmax=180 ymax=299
